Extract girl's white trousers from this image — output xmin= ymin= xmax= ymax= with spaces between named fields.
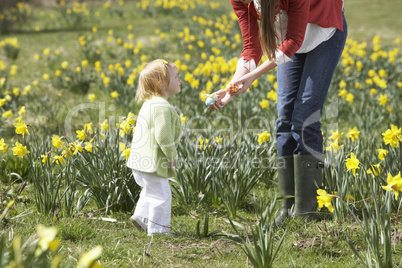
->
xmin=132 ymin=170 xmax=171 ymax=235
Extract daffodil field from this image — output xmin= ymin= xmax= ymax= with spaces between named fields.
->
xmin=0 ymin=0 xmax=401 ymax=267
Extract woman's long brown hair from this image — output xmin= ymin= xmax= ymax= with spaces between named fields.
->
xmin=260 ymin=0 xmax=279 ymax=60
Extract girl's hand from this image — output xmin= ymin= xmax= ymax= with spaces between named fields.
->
xmin=208 ymin=89 xmax=232 ymax=110
xmin=231 ymin=73 xmax=255 ymax=96
xmin=168 ymin=159 xmax=177 ymax=168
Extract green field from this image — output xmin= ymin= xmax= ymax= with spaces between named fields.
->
xmin=0 ymin=0 xmax=401 ymax=267
xmin=345 ymin=0 xmax=402 ymax=42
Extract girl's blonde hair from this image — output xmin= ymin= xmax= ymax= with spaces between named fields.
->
xmin=135 ymin=59 xmax=173 ymax=103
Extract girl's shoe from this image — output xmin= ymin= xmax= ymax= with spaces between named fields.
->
xmin=148 ymin=227 xmax=173 ymax=237
xmin=130 ymin=216 xmax=148 ymax=232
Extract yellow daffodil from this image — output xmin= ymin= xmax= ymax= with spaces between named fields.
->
xmin=265 ymin=90 xmax=277 ymax=103
xmin=55 ymin=70 xmax=62 ymax=77
xmin=41 ymin=154 xmax=48 ymax=163
xmin=52 ymin=135 xmax=63 ymax=149
xmin=367 ymin=163 xmax=381 ymax=176
xmin=382 ymin=125 xmax=401 ymax=148
xmin=88 ymin=94 xmax=96 ymax=101
xmin=346 ymin=127 xmax=360 ymax=142
xmin=317 ymin=189 xmax=334 ymax=213
xmin=84 ymin=123 xmax=94 ymax=134
xmin=61 ymin=61 xmax=69 ymax=69
xmin=378 ymin=69 xmax=387 ymax=77
xmin=382 ymin=172 xmax=402 ymax=200
xmin=325 ymin=139 xmax=343 ymax=153
xmin=252 ymin=79 xmax=259 ymax=88
xmin=369 ymin=88 xmax=377 ymax=96
xmin=67 ymin=142 xmax=81 ymax=155
xmin=346 ymin=93 xmax=354 ymax=103
xmin=77 ymin=245 xmax=102 ymax=268
xmin=100 ymin=119 xmax=109 ymax=131
xmin=14 ymin=121 xmax=30 ymax=137
xmin=368 ymin=69 xmax=376 ymax=77
xmin=199 ymin=90 xmax=208 ymax=102
xmin=76 ymin=130 xmax=87 ymax=141
xmin=12 ymin=142 xmax=30 ymax=157
xmin=259 ymin=99 xmax=269 ymax=109
xmin=328 ymin=130 xmax=343 ymax=142
xmin=257 ymin=131 xmax=271 ymax=145
xmin=110 ymin=91 xmax=119 ymax=98
xmin=119 ymin=142 xmax=126 ymax=152
xmin=198 ymin=138 xmax=210 ymax=150
xmin=2 ymin=110 xmax=12 ymax=118
xmin=103 ymin=77 xmax=110 ymax=85
xmin=378 ymin=94 xmax=390 ymax=106
xmin=12 ymin=87 xmax=20 ymax=96
xmin=126 ymin=112 xmax=136 ymax=125
xmin=81 ymin=60 xmax=89 ymax=67
xmin=53 ymin=155 xmax=64 ymax=164
xmin=85 ymin=142 xmax=93 ymax=152
xmin=338 ymin=88 xmax=347 ymax=98
xmin=214 ymin=136 xmax=222 ymax=144
xmin=0 ymin=138 xmax=8 ymax=153
xmin=35 ymin=225 xmax=60 ymax=256
xmin=332 ymin=191 xmax=355 ymax=202
xmin=345 ymin=152 xmax=360 ymax=177
xmin=119 ymin=120 xmax=131 ymax=137
xmin=119 ymin=143 xmax=131 ymax=160
xmin=377 ymin=148 xmax=388 ymax=161
xmin=18 ymin=106 xmax=26 ymax=116
xmin=180 ymin=113 xmax=187 ymax=126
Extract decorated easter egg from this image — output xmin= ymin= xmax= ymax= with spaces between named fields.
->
xmin=226 ymin=83 xmax=240 ymax=93
xmin=205 ymin=96 xmax=218 ymax=107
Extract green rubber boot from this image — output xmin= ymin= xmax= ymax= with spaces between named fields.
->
xmin=294 ymin=155 xmax=323 ymax=221
xmin=274 ymin=155 xmax=295 ymax=226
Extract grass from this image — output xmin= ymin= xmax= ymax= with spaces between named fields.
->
xmin=7 ymin=183 xmax=397 ymax=267
xmin=1 ymin=0 xmax=402 ymax=267
xmin=344 ymin=0 xmax=402 ymax=43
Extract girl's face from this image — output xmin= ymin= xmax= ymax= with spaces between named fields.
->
xmin=164 ymin=65 xmax=181 ymax=99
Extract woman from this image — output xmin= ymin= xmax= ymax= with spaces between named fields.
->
xmin=210 ymin=0 xmax=347 ymax=224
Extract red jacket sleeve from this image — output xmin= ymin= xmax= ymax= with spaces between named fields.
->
xmin=230 ymin=0 xmax=263 ymax=65
xmin=278 ymin=0 xmax=310 ymax=58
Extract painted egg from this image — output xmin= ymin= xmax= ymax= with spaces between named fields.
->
xmin=226 ymin=83 xmax=240 ymax=93
xmin=205 ymin=96 xmax=218 ymax=107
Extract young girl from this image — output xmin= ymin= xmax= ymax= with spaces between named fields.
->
xmin=127 ymin=59 xmax=181 ymax=236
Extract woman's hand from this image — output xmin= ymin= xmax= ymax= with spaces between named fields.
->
xmin=208 ymin=89 xmax=233 ymax=110
xmin=230 ymin=72 xmax=255 ymax=96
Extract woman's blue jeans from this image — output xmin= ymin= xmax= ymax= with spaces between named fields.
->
xmin=276 ymin=15 xmax=347 ymax=156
